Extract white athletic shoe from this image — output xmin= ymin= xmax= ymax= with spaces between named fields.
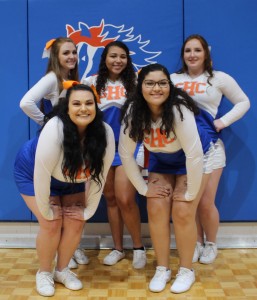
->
xmin=73 ymin=248 xmax=89 ymax=265
xmin=36 ymin=270 xmax=55 ymax=296
xmin=199 ymin=241 xmax=218 ymax=264
xmin=54 ymin=267 xmax=83 ymax=290
xmin=192 ymin=242 xmax=204 ymax=263
xmin=132 ymin=248 xmax=147 ymax=269
xmin=149 ymin=266 xmax=171 ymax=292
xmin=103 ymin=250 xmax=125 ymax=266
xmin=55 ymin=254 xmax=78 ymax=269
xmin=170 ymin=267 xmax=195 ymax=293
xmin=68 ymin=257 xmax=78 ymax=269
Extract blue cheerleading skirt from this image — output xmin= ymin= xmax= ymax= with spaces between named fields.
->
xmin=196 ymin=109 xmax=221 ymax=143
xmin=41 ymin=99 xmax=53 ymax=115
xmin=13 ymin=137 xmax=85 ymax=196
xmin=149 ymin=149 xmax=187 ymax=174
xmin=148 ymin=119 xmax=213 ymax=174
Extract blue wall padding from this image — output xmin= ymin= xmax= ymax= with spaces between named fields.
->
xmin=0 ymin=0 xmax=32 ymax=220
xmin=0 ymin=0 xmax=256 ymax=221
xmin=184 ymin=0 xmax=257 ymax=220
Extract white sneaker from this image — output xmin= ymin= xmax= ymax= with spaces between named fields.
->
xmin=68 ymin=257 xmax=78 ymax=269
xmin=36 ymin=270 xmax=55 ymax=297
xmin=133 ymin=248 xmax=146 ymax=269
xmin=170 ymin=267 xmax=195 ymax=293
xmin=103 ymin=250 xmax=125 ymax=266
xmin=73 ymin=248 xmax=89 ymax=265
xmin=149 ymin=266 xmax=171 ymax=292
xmin=192 ymin=242 xmax=204 ymax=263
xmin=55 ymin=254 xmax=78 ymax=269
xmin=200 ymin=241 xmax=218 ymax=264
xmin=54 ymin=267 xmax=83 ymax=290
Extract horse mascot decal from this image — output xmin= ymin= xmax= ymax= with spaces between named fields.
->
xmin=65 ymin=19 xmax=162 ymax=79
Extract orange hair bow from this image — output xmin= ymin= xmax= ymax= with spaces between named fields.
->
xmin=45 ymin=39 xmax=56 ymax=50
xmin=62 ymin=81 xmax=100 ymax=103
xmin=63 ymin=80 xmax=80 ymax=90
xmin=42 ymin=38 xmax=56 ymax=58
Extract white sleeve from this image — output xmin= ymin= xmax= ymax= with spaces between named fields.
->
xmin=217 ymin=72 xmax=250 ymax=126
xmin=174 ymin=106 xmax=203 ymax=200
xmin=83 ymin=124 xmax=115 ymax=220
xmin=34 ymin=118 xmax=63 ymax=220
xmin=118 ymin=122 xmax=148 ymax=196
xmin=20 ymin=73 xmax=57 ymax=125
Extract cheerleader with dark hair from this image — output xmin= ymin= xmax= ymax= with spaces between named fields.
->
xmin=14 ymin=83 xmax=115 ymax=296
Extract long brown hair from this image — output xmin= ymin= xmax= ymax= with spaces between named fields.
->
xmin=178 ymin=34 xmax=214 ymax=84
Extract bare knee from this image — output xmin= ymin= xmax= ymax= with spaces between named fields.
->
xmin=104 ymin=180 xmax=118 ymax=209
xmin=104 ymin=192 xmax=118 ymax=208
xmin=147 ymin=201 xmax=161 ymax=218
xmin=147 ymin=198 xmax=170 ymax=221
xmin=172 ymin=202 xmax=195 ymax=225
xmin=198 ymin=199 xmax=217 ymax=217
xmin=39 ymin=219 xmax=62 ymax=237
xmin=63 ymin=216 xmax=85 ymax=234
xmin=116 ymin=194 xmax=136 ymax=211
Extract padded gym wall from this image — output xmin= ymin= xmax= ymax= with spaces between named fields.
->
xmin=0 ymin=0 xmax=31 ymax=220
xmin=0 ymin=0 xmax=256 ymax=222
xmin=183 ymin=0 xmax=257 ymax=221
xmin=27 ymin=0 xmax=183 ymax=222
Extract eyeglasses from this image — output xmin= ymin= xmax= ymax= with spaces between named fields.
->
xmin=143 ymin=80 xmax=170 ymax=89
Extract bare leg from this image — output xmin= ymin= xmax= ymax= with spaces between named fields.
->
xmin=115 ymin=165 xmax=143 ymax=248
xmin=104 ymin=167 xmax=124 ymax=251
xmin=22 ymin=194 xmax=62 ymax=272
xmin=198 ymin=168 xmax=223 ymax=243
xmin=75 ymin=181 xmax=89 ymax=249
xmin=172 ymin=174 xmax=210 ymax=269
xmin=56 ymin=192 xmax=86 ymax=271
xmin=147 ymin=173 xmax=174 ymax=267
xmin=195 ymin=211 xmax=204 ymax=244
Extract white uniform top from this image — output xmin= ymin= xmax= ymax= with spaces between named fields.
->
xmin=82 ymin=75 xmax=144 ymax=167
xmin=82 ymin=75 xmax=127 ymax=110
xmin=119 ymin=105 xmax=203 ymax=200
xmin=170 ymin=71 xmax=250 ymax=126
xmin=20 ymin=72 xmax=60 ymax=125
xmin=34 ymin=117 xmax=115 ymax=220
xmin=82 ymin=75 xmax=127 ymax=142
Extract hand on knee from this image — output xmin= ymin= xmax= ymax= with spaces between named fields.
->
xmin=63 ymin=205 xmax=85 ymax=221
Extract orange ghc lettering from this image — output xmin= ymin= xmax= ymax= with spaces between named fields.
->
xmin=76 ymin=167 xmax=90 ymax=179
xmin=144 ymin=128 xmax=176 ymax=147
xmin=64 ymin=166 xmax=90 ymax=180
xmin=176 ymin=81 xmax=206 ymax=96
xmin=100 ymin=86 xmax=126 ymax=100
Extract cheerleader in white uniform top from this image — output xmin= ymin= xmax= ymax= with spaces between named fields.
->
xmin=119 ymin=63 xmax=215 ymax=294
xmin=19 ymin=37 xmax=89 ymax=268
xmin=82 ymin=41 xmax=146 ymax=269
xmin=14 ymin=84 xmax=114 ymax=296
xmin=170 ymin=34 xmax=250 ymax=265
